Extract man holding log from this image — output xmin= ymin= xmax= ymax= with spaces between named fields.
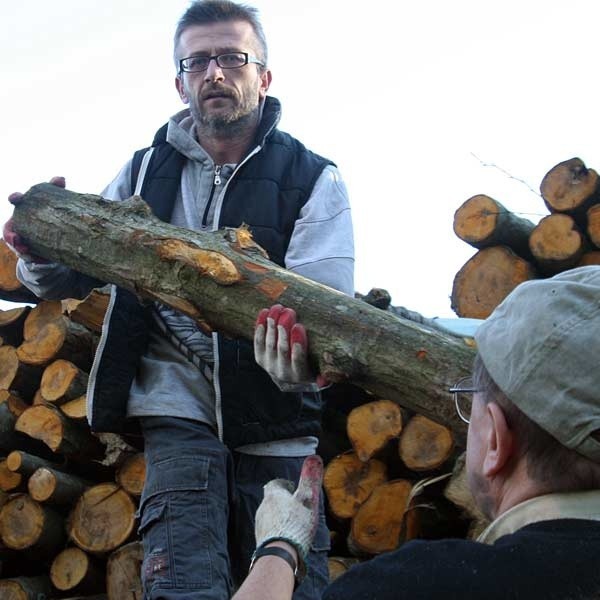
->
xmin=236 ymin=266 xmax=600 ymax=600
xmin=3 ymin=1 xmax=353 ymax=598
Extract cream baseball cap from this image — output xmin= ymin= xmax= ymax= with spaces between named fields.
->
xmin=475 ymin=266 xmax=600 ymax=462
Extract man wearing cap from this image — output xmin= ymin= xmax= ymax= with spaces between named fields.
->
xmin=233 ymin=266 xmax=600 ymax=600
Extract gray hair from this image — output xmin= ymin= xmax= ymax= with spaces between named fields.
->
xmin=174 ymin=0 xmax=268 ymax=67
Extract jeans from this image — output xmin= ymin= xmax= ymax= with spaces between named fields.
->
xmin=138 ymin=416 xmax=330 ymax=600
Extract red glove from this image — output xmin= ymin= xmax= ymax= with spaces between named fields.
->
xmin=254 ymin=304 xmax=328 ymax=390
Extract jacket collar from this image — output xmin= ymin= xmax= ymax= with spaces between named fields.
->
xmin=477 ymin=489 xmax=600 ymax=544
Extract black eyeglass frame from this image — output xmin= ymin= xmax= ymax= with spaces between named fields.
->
xmin=448 ymin=376 xmax=479 ymax=424
xmin=179 ymin=52 xmax=265 ymax=74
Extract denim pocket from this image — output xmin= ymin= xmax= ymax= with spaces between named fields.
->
xmin=138 ymin=453 xmax=233 ymax=595
xmin=141 ymin=455 xmax=209 ymax=507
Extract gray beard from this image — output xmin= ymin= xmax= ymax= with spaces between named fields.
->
xmin=191 ymin=103 xmax=260 ymax=140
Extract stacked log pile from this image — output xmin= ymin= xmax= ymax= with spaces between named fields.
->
xmin=319 ymin=382 xmax=482 ymax=578
xmin=0 ymin=276 xmax=145 ymax=599
xmin=451 ymin=157 xmax=600 ymax=318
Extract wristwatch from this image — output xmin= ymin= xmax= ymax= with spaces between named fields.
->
xmin=249 ymin=541 xmax=306 ymax=589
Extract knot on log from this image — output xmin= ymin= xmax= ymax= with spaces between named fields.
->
xmin=122 ymin=195 xmax=155 ymax=217
xmin=224 ymin=224 xmax=269 ymax=259
xmin=156 ymin=240 xmax=240 ymax=285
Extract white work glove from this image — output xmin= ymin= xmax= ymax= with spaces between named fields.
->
xmin=254 ymin=454 xmax=323 ymax=560
xmin=254 ymin=304 xmax=326 ymax=392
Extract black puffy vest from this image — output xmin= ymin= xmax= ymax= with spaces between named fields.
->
xmin=90 ymin=101 xmax=333 ymax=448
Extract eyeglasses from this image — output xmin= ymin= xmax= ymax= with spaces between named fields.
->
xmin=448 ymin=376 xmax=479 ymax=424
xmin=179 ymin=52 xmax=265 ymax=74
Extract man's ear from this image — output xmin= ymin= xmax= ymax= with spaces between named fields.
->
xmin=258 ymin=68 xmax=272 ymax=100
xmin=175 ymin=76 xmax=189 ymax=104
xmin=482 ymin=402 xmax=514 ymax=477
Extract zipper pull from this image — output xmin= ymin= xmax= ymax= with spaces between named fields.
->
xmin=214 ymin=165 xmax=222 ymax=186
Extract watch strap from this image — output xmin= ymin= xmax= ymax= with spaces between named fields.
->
xmin=249 ymin=544 xmax=305 ymax=589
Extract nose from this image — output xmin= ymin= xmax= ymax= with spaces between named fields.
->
xmin=204 ymin=58 xmax=225 ymax=82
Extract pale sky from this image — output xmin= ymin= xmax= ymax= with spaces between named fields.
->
xmin=1 ymin=1 xmax=599 ymax=317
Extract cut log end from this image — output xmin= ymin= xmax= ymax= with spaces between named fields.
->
xmin=324 ymin=452 xmax=387 ymax=520
xmin=398 ymin=414 xmax=454 ymax=471
xmin=451 ymin=246 xmax=537 ymax=319
xmin=540 ymin=157 xmax=600 ymax=213
xmin=347 ymin=399 xmax=403 ymax=462
xmin=350 ymin=479 xmax=413 ymax=555
xmin=68 ymin=483 xmax=136 ymax=553
xmin=453 ymin=194 xmax=501 ymax=243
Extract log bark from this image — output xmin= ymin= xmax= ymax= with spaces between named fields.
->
xmin=6 ymin=450 xmax=65 ymax=477
xmin=17 ymin=314 xmax=96 ymax=371
xmin=0 ymin=307 xmax=30 ymax=348
xmin=40 ymin=359 xmax=88 ymax=405
xmin=451 ymin=246 xmax=537 ymax=318
xmin=0 ymin=346 xmax=43 ymax=402
xmin=50 ymin=546 xmax=105 ymax=595
xmin=12 ymin=184 xmax=476 ymax=442
xmin=68 ymin=483 xmax=136 ymax=554
xmin=0 ymin=391 xmax=37 ymax=454
xmin=28 ymin=466 xmax=91 ymax=504
xmin=0 ymin=460 xmax=23 ymax=493
xmin=398 ymin=414 xmax=455 ymax=471
xmin=106 ymin=540 xmax=143 ymax=600
xmin=323 ymin=452 xmax=388 ymax=520
xmin=529 ymin=213 xmax=588 ymax=273
xmin=540 ymin=157 xmax=600 ymax=225
xmin=346 ymin=399 xmax=403 ymax=462
xmin=15 ymin=403 xmax=104 ymax=459
xmin=453 ymin=194 xmax=535 ymax=260
xmin=0 ymin=575 xmax=53 ymax=600
xmin=0 ymin=494 xmax=65 ymax=557
xmin=0 ymin=392 xmax=56 ymax=458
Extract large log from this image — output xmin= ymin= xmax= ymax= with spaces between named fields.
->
xmin=451 ymin=246 xmax=537 ymax=319
xmin=453 ymin=194 xmax=535 ymax=260
xmin=40 ymin=359 xmax=88 ymax=405
xmin=15 ymin=403 xmax=104 ymax=459
xmin=50 ymin=546 xmax=105 ymax=595
xmin=0 ymin=307 xmax=30 ymax=348
xmin=540 ymin=157 xmax=600 ymax=226
xmin=323 ymin=452 xmax=388 ymax=520
xmin=529 ymin=213 xmax=588 ymax=274
xmin=67 ymin=483 xmax=136 ymax=554
xmin=106 ymin=540 xmax=143 ymax=600
xmin=346 ymin=399 xmax=403 ymax=462
xmin=12 ymin=183 xmax=476 ymax=442
xmin=398 ymin=414 xmax=455 ymax=471
xmin=28 ymin=466 xmax=91 ymax=504
xmin=0 ymin=240 xmax=39 ymax=304
xmin=0 ymin=575 xmax=53 ymax=600
xmin=0 ymin=494 xmax=66 ymax=558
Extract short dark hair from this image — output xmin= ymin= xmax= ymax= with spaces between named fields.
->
xmin=473 ymin=353 xmax=600 ymax=493
xmin=174 ymin=0 xmax=268 ymax=66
